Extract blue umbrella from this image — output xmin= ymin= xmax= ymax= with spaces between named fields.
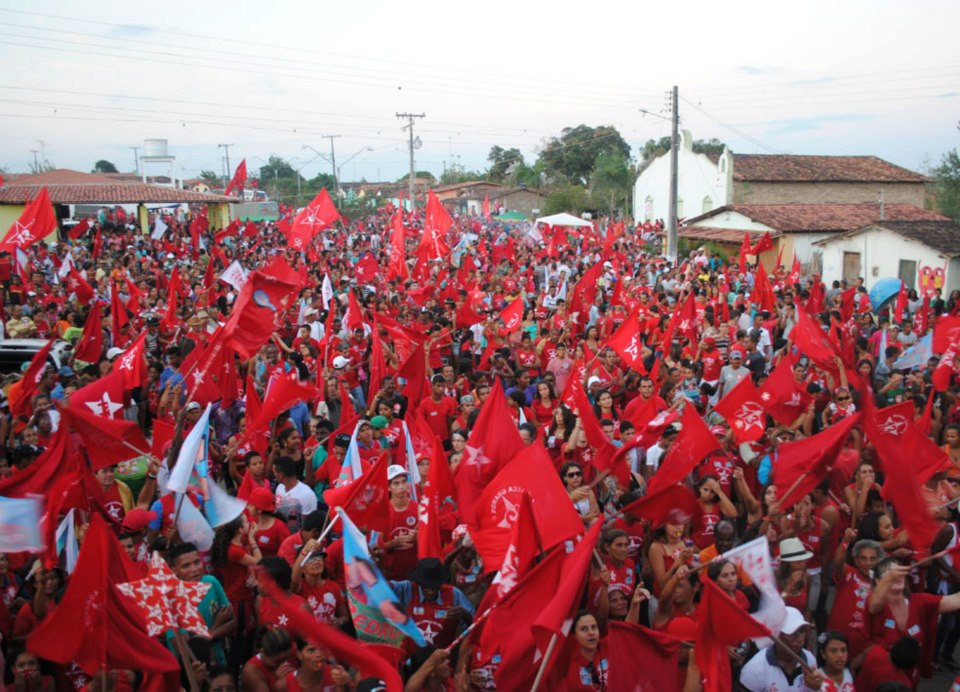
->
xmin=868 ymin=277 xmax=902 ymax=311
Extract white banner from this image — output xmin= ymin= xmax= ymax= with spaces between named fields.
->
xmin=151 ymin=217 xmax=168 ymax=240
xmin=219 ymin=260 xmax=249 ymax=291
xmin=723 ymin=536 xmax=787 ymax=637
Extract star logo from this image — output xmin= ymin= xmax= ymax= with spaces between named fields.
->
xmin=9 ymin=219 xmax=35 ymax=248
xmin=118 ymin=349 xmax=138 ymax=373
xmin=86 ymin=392 xmax=122 ymax=418
xmin=277 ymin=614 xmax=289 ymax=626
xmin=624 ymin=335 xmax=640 ymax=361
xmin=734 ymin=402 xmax=765 ymax=431
xmin=418 ymin=496 xmax=431 ymax=526
xmin=878 ymin=414 xmax=909 ymax=437
xmin=760 ymin=392 xmax=771 ymax=402
xmin=462 ymin=445 xmax=492 ymax=474
xmin=418 ymin=619 xmax=442 ymax=645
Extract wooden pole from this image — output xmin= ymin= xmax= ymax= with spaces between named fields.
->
xmin=530 ymin=633 xmax=560 ymax=692
xmin=171 ymin=629 xmax=201 ymax=692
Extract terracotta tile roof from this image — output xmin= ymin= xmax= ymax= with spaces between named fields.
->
xmin=690 ymin=204 xmax=948 ymax=234
xmin=0 ymin=169 xmax=233 ymax=204
xmin=431 ymin=180 xmax=504 ymax=193
xmin=819 ymin=220 xmax=960 ymax=257
xmin=731 ymin=155 xmax=928 ymax=183
xmin=672 ymin=226 xmax=776 ymax=244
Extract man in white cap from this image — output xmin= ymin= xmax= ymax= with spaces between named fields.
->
xmin=738 ymin=606 xmax=821 ymax=691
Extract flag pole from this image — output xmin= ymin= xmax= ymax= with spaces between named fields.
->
xmin=170 ymin=629 xmax=201 ymax=692
xmin=316 ymin=511 xmax=342 ymax=544
xmin=530 ymin=632 xmax=559 ymax=692
xmin=442 ymin=606 xmax=493 ymax=653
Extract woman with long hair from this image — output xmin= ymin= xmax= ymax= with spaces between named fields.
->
xmin=532 ymin=381 xmax=558 ymax=427
xmin=545 ymin=404 xmax=576 ymax=463
xmin=563 ymin=610 xmax=609 ymax=691
xmin=560 ymin=462 xmax=600 ymax=527
xmin=245 ymin=487 xmax=291 ymax=558
xmin=211 ymin=515 xmax=261 ymax=637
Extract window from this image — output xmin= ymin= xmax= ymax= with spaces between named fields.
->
xmin=898 ymin=260 xmax=917 ymax=289
xmin=702 ymin=196 xmax=713 ymax=214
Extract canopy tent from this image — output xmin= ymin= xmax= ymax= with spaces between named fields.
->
xmin=534 ymin=212 xmax=593 ymax=228
xmin=497 ymin=211 xmax=528 ymax=222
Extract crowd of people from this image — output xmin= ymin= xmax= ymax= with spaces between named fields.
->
xmin=0 ymin=194 xmax=959 ymax=692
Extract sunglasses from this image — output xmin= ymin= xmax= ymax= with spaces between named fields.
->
xmin=566 ymin=471 xmax=583 ymax=478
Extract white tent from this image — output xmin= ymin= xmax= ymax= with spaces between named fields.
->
xmin=534 ymin=212 xmax=593 ymax=228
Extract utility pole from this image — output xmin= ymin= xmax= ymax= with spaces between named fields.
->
xmin=130 ymin=146 xmax=140 ymax=175
xmin=666 ymin=85 xmax=680 ymax=265
xmin=218 ymin=143 xmax=234 ymax=189
xmin=319 ymin=134 xmax=342 ymax=203
xmin=396 ymin=112 xmax=425 ymax=202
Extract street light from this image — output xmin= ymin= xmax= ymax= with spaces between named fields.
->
xmin=336 ymin=147 xmax=373 ymax=201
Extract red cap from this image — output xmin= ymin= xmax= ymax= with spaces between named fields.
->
xmin=666 ymin=616 xmax=697 ymax=642
xmin=121 ymin=508 xmax=158 ymax=533
xmin=248 ymin=487 xmax=276 ymax=513
xmin=709 ymin=425 xmax=727 ymax=437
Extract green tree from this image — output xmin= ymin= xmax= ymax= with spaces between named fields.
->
xmin=637 ymin=137 xmax=728 ymax=173
xmin=590 ymin=151 xmax=632 ymax=214
xmin=199 ymin=170 xmax=221 ymax=184
xmin=486 ymin=146 xmax=525 ymax=182
xmin=439 ymin=168 xmax=485 ymax=185
xmin=933 ymin=148 xmax=960 ymax=221
xmin=398 ymin=171 xmax=436 ymax=183
xmin=537 ymin=125 xmax=630 ymax=183
xmin=258 ymin=156 xmax=296 ymax=181
xmin=543 ymin=185 xmax=591 ymax=215
xmin=92 ymin=159 xmax=118 ymax=173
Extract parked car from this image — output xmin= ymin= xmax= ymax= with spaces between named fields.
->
xmin=0 ymin=339 xmax=73 ymax=375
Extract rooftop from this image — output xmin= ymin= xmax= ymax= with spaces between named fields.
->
xmin=817 ymin=219 xmax=960 ymax=257
xmin=0 ymin=169 xmax=234 ymax=204
xmin=731 ymin=154 xmax=928 ymax=184
xmin=687 ymin=203 xmax=947 ymax=234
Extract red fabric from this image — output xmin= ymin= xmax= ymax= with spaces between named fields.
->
xmin=454 ymin=379 xmax=524 ymax=526
xmin=854 ymin=644 xmax=915 ymax=692
xmin=607 ymin=621 xmax=683 ymax=692
xmin=68 ymin=217 xmax=91 ymax=240
xmin=116 ymin=330 xmax=147 ymax=389
xmin=66 ymin=267 xmax=95 ymax=305
xmin=605 ymin=309 xmax=648 ymax=374
xmin=396 ymin=342 xmax=429 ymax=406
xmin=224 ymin=159 xmax=247 ymax=195
xmin=750 ymin=231 xmax=773 ymax=256
xmin=258 ymin=577 xmax=404 ymax=691
xmin=695 ymin=578 xmax=771 ymax=692
xmin=224 ymin=263 xmax=301 ymax=359
xmin=869 ymin=592 xmax=941 ymax=678
xmin=0 ymin=426 xmax=75 ymax=498
xmin=647 ymin=404 xmax=721 ymax=495
xmin=9 ymin=338 xmax=54 ymax=417
xmin=73 ymin=302 xmax=104 ymax=362
xmin=618 ymin=484 xmax=699 ymax=529
xmin=286 ymin=189 xmax=340 ymax=250
xmin=27 ymin=515 xmax=180 ymax=677
xmin=752 ymin=265 xmax=776 ymax=313
xmin=321 ymin=452 xmax=390 ymax=534
xmin=471 ymin=443 xmax=584 ymax=573
xmin=759 ymin=356 xmax=811 ymax=426
xmin=412 ymin=407 xmax=456 ymax=561
xmin=772 ymin=413 xmax=861 ymax=510
xmin=0 ymin=187 xmax=56 ymax=253
xmin=500 ymin=298 xmax=523 ymax=333
xmin=421 ymin=190 xmax=452 ymax=259
xmin=894 ymin=280 xmax=908 ymax=324
xmin=244 ymin=374 xmax=318 ymax=441
xmin=713 ymin=376 xmax=766 ymax=443
xmin=70 ymin=369 xmax=125 ymax=420
xmin=387 ymin=210 xmax=408 ymax=281
xmin=62 ymin=405 xmax=150 ymax=471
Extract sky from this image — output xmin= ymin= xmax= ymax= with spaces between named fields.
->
xmin=0 ymin=0 xmax=958 ymax=196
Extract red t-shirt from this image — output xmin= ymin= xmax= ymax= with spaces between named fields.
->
xmin=564 ymin=640 xmax=609 ymax=691
xmin=869 ymin=592 xmax=941 ymax=677
xmin=827 ymin=565 xmax=873 ymax=659
xmin=854 ymin=644 xmax=916 ymax=692
xmin=254 ymin=517 xmax=292 ymax=558
xmin=297 ymin=578 xmax=345 ymax=626
xmin=420 ymin=395 xmax=457 ymax=441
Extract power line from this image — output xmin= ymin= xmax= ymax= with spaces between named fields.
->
xmin=396 ymin=113 xmax=425 ymax=201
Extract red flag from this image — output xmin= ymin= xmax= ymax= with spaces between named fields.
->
xmin=676 ymin=291 xmax=699 ymax=344
xmin=456 ymin=379 xmax=525 ymax=526
xmin=486 ymin=523 xmax=601 ymax=690
xmin=0 ymin=188 xmax=56 ymax=253
xmin=471 ymin=443 xmax=584 ymax=573
xmin=258 ymin=577 xmax=403 ymax=690
xmin=0 ymin=426 xmax=73 ymax=497
xmin=70 ymin=370 xmax=126 ymax=420
xmin=647 ymin=404 xmax=721 ymax=494
xmin=752 ymin=264 xmax=776 ymax=313
xmin=73 ymin=302 xmax=105 ymax=363
xmin=738 ymin=232 xmax=750 ymax=275
xmin=345 ymin=288 xmax=366 ymax=333
xmin=874 ymin=400 xmax=945 ymax=483
xmin=791 ymin=308 xmax=839 ymax=372
xmin=933 ymin=316 xmax=960 ymax=354
xmin=422 ymin=190 xmax=452 ymax=259
xmin=490 ymin=493 xmax=541 ymax=598
xmin=27 ymin=515 xmax=180 ymax=677
xmin=68 ymin=217 xmax=91 ymax=240
xmin=759 ymin=356 xmax=811 ymax=426
xmin=224 ymin=159 xmax=247 ymax=196
xmin=288 ymin=189 xmax=340 ymax=250
xmin=396 ymin=342 xmax=429 ymax=405
xmin=696 ymin=578 xmax=771 ymax=692
xmin=243 ymin=374 xmax=318 ymax=440
xmin=749 ymin=231 xmax=773 ymax=256
xmin=66 ymin=267 xmax=95 ymax=305
xmin=482 ymin=194 xmax=491 ymax=220
xmin=224 ymin=265 xmax=301 ymax=359
xmin=500 ymin=297 xmax=523 ymax=333
xmin=605 ymin=309 xmax=648 ymax=374
xmin=387 ymin=210 xmax=408 ymax=281
xmin=110 ymin=282 xmax=130 ymax=348
xmin=367 ymin=319 xmax=386 ymax=407
xmin=789 ymin=253 xmax=802 ymax=285
xmin=321 ymin=452 xmax=390 ymax=533
xmin=62 ymin=405 xmax=150 ymax=471
xmin=894 ymin=280 xmax=909 ymax=324
xmin=412 ymin=408 xmax=456 ymax=561
xmin=9 ymin=338 xmax=55 ymax=417
xmin=608 ymin=622 xmax=684 ymax=692
xmin=915 ymin=295 xmax=931 ymax=335
xmin=92 ymin=226 xmax=103 ymax=260
xmin=572 ymin=387 xmax=626 ymax=484
xmin=115 ymin=330 xmax=147 ymax=389
xmin=618 ymin=483 xmax=699 ymax=529
xmin=773 ymin=413 xmax=861 ymax=510
xmin=713 ymin=377 xmax=766 ymax=443
xmin=355 ymin=254 xmax=381 ymax=284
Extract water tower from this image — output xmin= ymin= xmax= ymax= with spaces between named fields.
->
xmin=140 ymin=139 xmax=176 ymax=187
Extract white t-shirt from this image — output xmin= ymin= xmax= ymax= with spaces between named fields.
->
xmin=276 ymin=481 xmax=318 ymax=519
xmin=645 ymin=444 xmax=667 ymax=472
xmin=739 ymin=646 xmax=816 ymax=692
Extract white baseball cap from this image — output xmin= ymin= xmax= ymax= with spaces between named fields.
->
xmin=781 ymin=606 xmax=812 ymax=635
xmin=332 ymin=355 xmax=350 ymax=369
xmin=106 ymin=347 xmax=124 ymax=360
xmin=387 ymin=464 xmax=408 ymax=481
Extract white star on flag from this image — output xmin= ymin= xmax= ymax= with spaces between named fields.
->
xmin=86 ymin=393 xmax=123 ymax=418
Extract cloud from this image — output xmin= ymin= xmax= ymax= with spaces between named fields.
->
xmin=737 ymin=65 xmax=778 ymax=76
xmin=787 ymin=77 xmax=835 ymax=86
xmin=764 ymin=113 xmax=872 ymax=135
xmin=112 ymin=24 xmax=154 ymax=37
xmin=938 ymin=92 xmax=960 ymax=99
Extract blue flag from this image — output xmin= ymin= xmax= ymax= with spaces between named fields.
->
xmin=894 ymin=333 xmax=932 ymax=371
xmin=338 ymin=508 xmax=426 ymax=646
xmin=0 ymin=497 xmax=44 ymax=552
